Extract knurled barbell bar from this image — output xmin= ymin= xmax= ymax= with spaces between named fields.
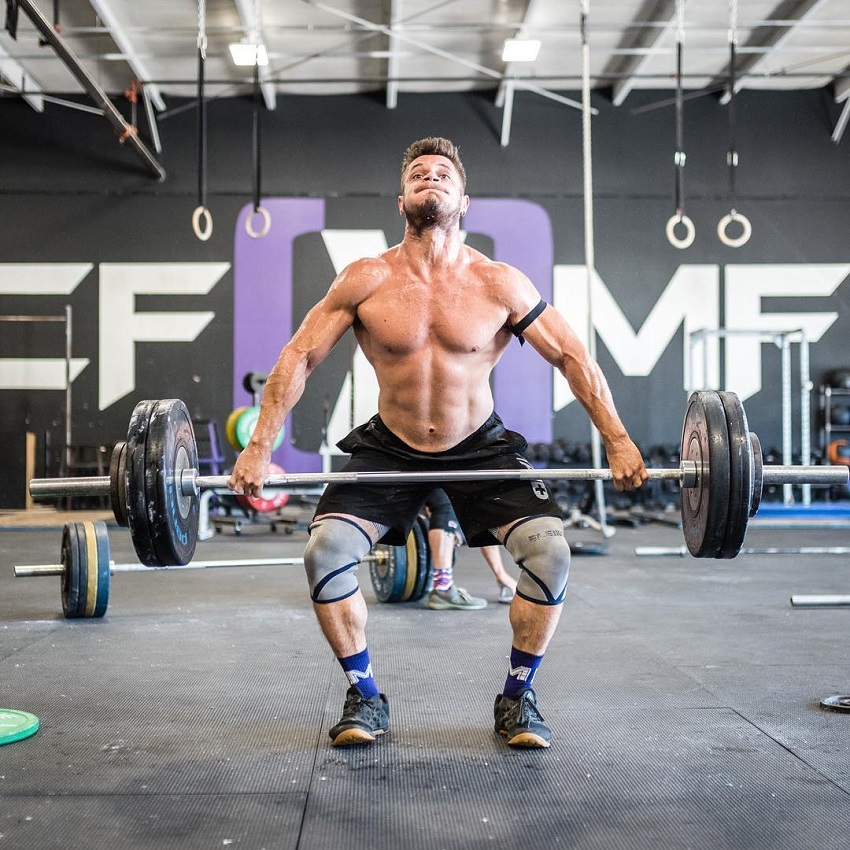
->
xmin=27 ymin=391 xmax=849 ymax=565
xmin=18 ymin=519 xmax=430 ymax=617
xmin=14 ymin=519 xmax=429 ymax=618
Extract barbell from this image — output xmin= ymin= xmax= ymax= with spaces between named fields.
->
xmin=27 ymin=391 xmax=849 ymax=566
xmin=14 ymin=518 xmax=432 ymax=618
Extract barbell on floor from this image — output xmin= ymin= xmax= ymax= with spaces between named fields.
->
xmin=14 ymin=518 xmax=434 ymax=618
xmin=27 ymin=391 xmax=849 ymax=567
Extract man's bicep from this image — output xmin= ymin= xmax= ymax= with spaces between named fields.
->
xmin=292 ymin=296 xmax=356 ymax=365
xmin=522 ymin=307 xmax=590 ymax=369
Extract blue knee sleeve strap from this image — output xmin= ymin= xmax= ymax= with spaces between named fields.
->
xmin=304 ymin=516 xmax=374 ymax=603
xmin=504 ymin=516 xmax=570 ymax=605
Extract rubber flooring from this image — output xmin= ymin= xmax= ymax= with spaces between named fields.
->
xmin=1 ymin=511 xmax=848 ymax=849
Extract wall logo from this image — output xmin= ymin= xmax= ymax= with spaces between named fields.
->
xmin=0 ymin=262 xmax=230 ymax=409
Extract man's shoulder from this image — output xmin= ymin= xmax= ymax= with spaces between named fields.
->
xmin=336 ymin=253 xmax=394 ymax=286
xmin=465 ymin=249 xmax=524 ymax=284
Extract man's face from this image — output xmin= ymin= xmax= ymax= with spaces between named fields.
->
xmin=398 ymin=155 xmax=469 ymax=229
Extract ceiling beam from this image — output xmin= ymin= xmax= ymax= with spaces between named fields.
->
xmin=0 ymin=43 xmax=45 ymax=111
xmin=16 ymin=0 xmax=166 ymax=180
xmin=305 ymin=0 xmax=586 ymax=112
xmin=233 ymin=0 xmax=277 ymax=109
xmin=86 ymin=0 xmax=166 ymax=111
xmin=606 ymin=0 xmax=680 ymax=107
xmin=835 ymin=68 xmax=850 ymax=101
xmin=832 ymin=96 xmax=850 ymax=142
xmin=386 ymin=0 xmax=402 ymax=109
xmin=708 ymin=0 xmax=835 ymax=95
xmin=496 ymin=0 xmax=544 ymax=108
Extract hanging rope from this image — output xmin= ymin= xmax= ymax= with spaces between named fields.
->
xmin=665 ymin=0 xmax=695 ymax=249
xmin=717 ymin=0 xmax=752 ymax=247
xmin=191 ymin=0 xmax=212 ymax=241
xmin=245 ymin=0 xmax=271 ymax=239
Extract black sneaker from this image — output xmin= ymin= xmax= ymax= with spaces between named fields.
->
xmin=493 ymin=688 xmax=551 ymax=748
xmin=328 ymin=685 xmax=390 ymax=747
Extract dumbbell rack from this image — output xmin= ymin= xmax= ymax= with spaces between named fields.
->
xmin=819 ymin=385 xmax=850 ymax=495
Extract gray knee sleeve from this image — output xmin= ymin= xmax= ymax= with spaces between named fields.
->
xmin=304 ymin=517 xmax=374 ymax=603
xmin=503 ymin=516 xmax=570 ymax=605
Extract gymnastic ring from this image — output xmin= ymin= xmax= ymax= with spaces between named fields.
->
xmin=665 ymin=213 xmax=695 ymax=249
xmin=191 ymin=206 xmax=213 ymax=242
xmin=717 ymin=210 xmax=752 ymax=248
xmin=245 ymin=206 xmax=272 ymax=239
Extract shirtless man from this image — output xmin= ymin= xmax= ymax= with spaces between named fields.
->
xmin=229 ymin=137 xmax=648 ymax=749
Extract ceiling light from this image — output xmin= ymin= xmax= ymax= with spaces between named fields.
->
xmin=501 ymin=39 xmax=541 ymax=63
xmin=228 ymin=41 xmax=269 ymax=67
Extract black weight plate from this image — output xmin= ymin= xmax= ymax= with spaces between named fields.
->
xmin=370 ymin=543 xmax=407 ymax=603
xmin=242 ymin=371 xmax=268 ymax=395
xmin=61 ymin=522 xmax=82 ymax=618
xmin=749 ymin=433 xmax=763 ymax=517
xmin=680 ymin=391 xmax=731 ymax=558
xmin=409 ymin=516 xmax=434 ymax=602
xmin=400 ymin=515 xmax=430 ymax=602
xmin=145 ymin=399 xmax=199 ymax=566
xmin=109 ymin=441 xmax=129 ymax=527
xmin=77 ymin=521 xmax=103 ymax=618
xmin=74 ymin=521 xmax=91 ymax=619
xmin=718 ymin=392 xmax=752 ymax=559
xmin=126 ymin=400 xmax=159 ymax=567
xmin=570 ymin=542 xmax=610 ymax=556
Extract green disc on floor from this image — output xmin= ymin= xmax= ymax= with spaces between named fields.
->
xmin=0 ymin=709 xmax=39 ymax=745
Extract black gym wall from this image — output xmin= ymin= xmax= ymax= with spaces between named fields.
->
xmin=0 ymin=88 xmax=848 ymax=508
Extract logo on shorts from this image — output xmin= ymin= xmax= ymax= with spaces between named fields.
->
xmin=518 ymin=457 xmax=549 ymax=501
xmin=531 ymin=481 xmax=548 ymax=500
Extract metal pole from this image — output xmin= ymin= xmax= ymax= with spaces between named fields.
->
xmin=580 ymin=0 xmax=612 ymax=538
xmin=637 ymin=545 xmax=850 ymax=558
xmin=799 ymin=331 xmax=812 ymax=506
xmin=780 ymin=332 xmax=793 ymax=505
xmin=790 ymin=595 xmax=850 ymax=608
xmin=64 ymin=304 xmax=72 ymax=479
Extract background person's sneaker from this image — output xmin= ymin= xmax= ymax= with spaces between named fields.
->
xmin=493 ymin=688 xmax=551 ymax=748
xmin=427 ymin=585 xmax=487 ymax=610
xmin=329 ymin=686 xmax=389 ymax=747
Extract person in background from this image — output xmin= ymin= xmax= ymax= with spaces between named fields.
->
xmin=424 ymin=489 xmax=516 ymax=609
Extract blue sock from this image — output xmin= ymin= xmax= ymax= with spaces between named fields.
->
xmin=338 ymin=648 xmax=380 ymax=699
xmin=502 ymin=646 xmax=544 ymax=699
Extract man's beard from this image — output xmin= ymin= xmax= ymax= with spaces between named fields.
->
xmin=403 ymin=195 xmax=459 ymax=234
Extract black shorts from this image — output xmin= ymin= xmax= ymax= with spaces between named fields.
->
xmin=424 ymin=489 xmax=460 ymax=534
xmin=314 ymin=412 xmax=561 ymax=547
